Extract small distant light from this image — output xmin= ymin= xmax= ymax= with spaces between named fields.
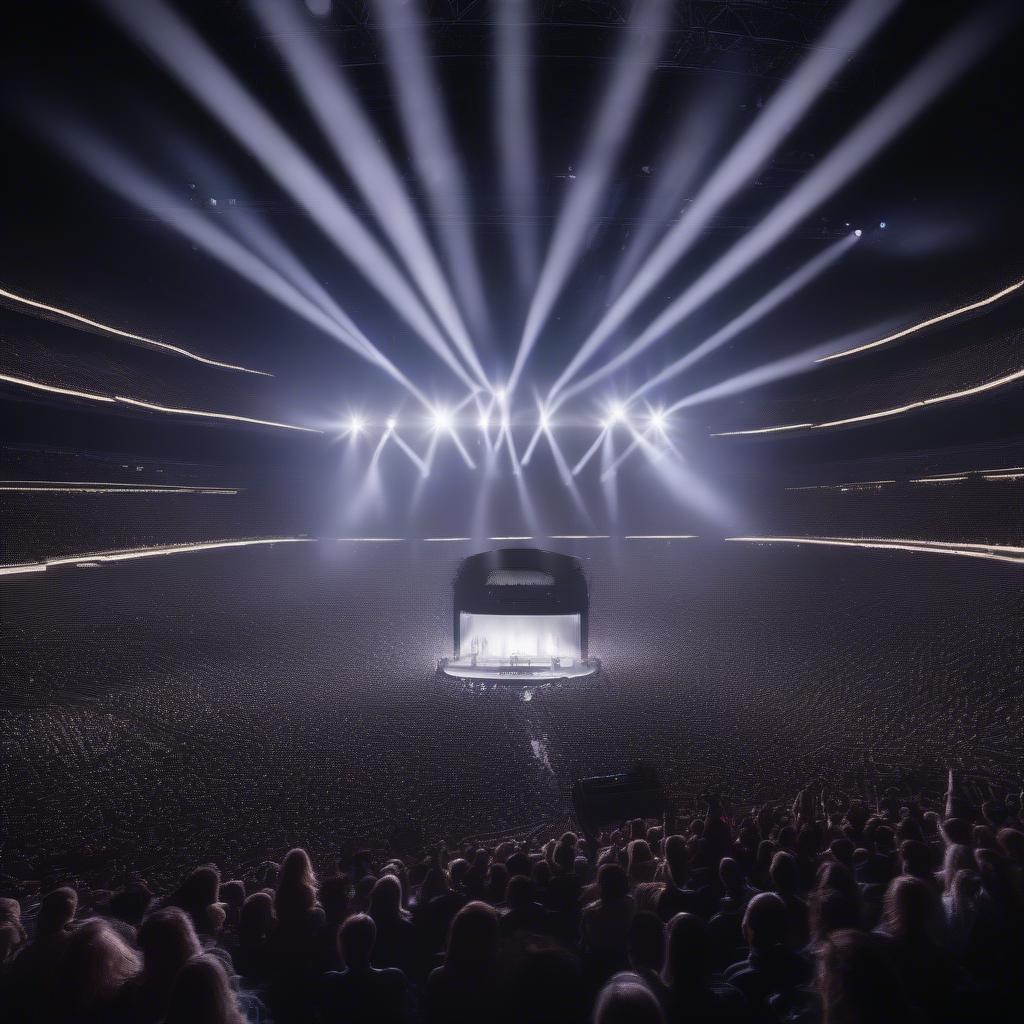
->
xmin=650 ymin=409 xmax=667 ymax=430
xmin=854 ymin=228 xmax=863 ymax=238
xmin=208 ymin=197 xmax=218 ymax=207
xmin=609 ymin=401 xmax=627 ymax=423
xmin=431 ymin=407 xmax=452 ymax=433
xmin=879 ymin=220 xmax=887 ymax=229
xmin=385 ymin=417 xmax=397 ymax=431
xmin=347 ymin=415 xmax=364 ymax=435
xmin=478 ymin=412 xmax=490 ymax=430
xmin=539 ymin=409 xmax=551 ymax=430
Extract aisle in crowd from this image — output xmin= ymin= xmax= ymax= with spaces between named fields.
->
xmin=2 ymin=772 xmax=1023 ymax=1023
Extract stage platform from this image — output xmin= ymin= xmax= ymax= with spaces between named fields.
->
xmin=439 ymin=655 xmax=600 ymax=683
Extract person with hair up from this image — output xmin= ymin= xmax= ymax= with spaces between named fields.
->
xmin=163 ymin=952 xmax=247 ymax=1024
xmin=423 ymin=901 xmax=501 ymax=1024
xmin=593 ymin=971 xmax=666 ymax=1024
xmin=128 ymin=906 xmax=202 ymax=1024
xmin=57 ymin=917 xmax=141 ymax=1023
xmin=320 ymin=913 xmax=412 ymax=1024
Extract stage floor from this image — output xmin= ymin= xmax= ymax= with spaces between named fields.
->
xmin=440 ymin=656 xmax=600 ymax=682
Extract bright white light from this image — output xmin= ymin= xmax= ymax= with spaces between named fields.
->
xmin=478 ymin=411 xmax=490 ymax=430
xmin=609 ymin=402 xmax=627 ymax=424
xmin=386 ymin=417 xmax=397 ymax=431
xmin=650 ymin=409 xmax=667 ymax=430
xmin=431 ymin=407 xmax=453 ymax=433
xmin=346 ymin=414 xmax=365 ymax=435
xmin=539 ymin=409 xmax=551 ymax=430
xmin=854 ymin=228 xmax=863 ymax=237
xmin=879 ymin=220 xmax=887 ymax=229
xmin=495 ymin=386 xmax=507 ymax=403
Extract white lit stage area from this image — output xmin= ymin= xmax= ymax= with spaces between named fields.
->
xmin=439 ymin=548 xmax=600 ymax=682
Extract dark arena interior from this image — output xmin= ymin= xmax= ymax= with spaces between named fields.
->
xmin=2 ymin=2 xmax=1024 ymax=1022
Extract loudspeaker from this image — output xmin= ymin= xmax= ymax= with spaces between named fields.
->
xmin=572 ymin=767 xmax=665 ymax=832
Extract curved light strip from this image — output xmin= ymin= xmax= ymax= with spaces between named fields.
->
xmin=0 ymin=536 xmax=311 ymax=578
xmin=817 ymin=276 xmax=1024 ymax=362
xmin=0 ymin=370 xmax=319 ymax=433
xmin=0 ymin=485 xmax=236 ymax=494
xmin=0 ymin=286 xmax=270 ymax=376
xmin=713 ymin=366 xmax=1024 ymax=436
xmin=114 ymin=395 xmax=321 ymax=433
xmin=726 ymin=534 xmax=1024 ymax=568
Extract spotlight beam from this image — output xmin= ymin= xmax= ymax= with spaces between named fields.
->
xmin=628 ymin=232 xmax=858 ymax=403
xmin=606 ymin=77 xmax=740 ymax=304
xmin=43 ymin=119 xmax=430 ymax=408
xmin=550 ymin=3 xmax=1009 ymax=402
xmin=373 ymin=0 xmax=491 ymax=345
xmin=0 ymin=285 xmax=268 ymax=376
xmin=546 ymin=0 xmax=901 ymax=397
xmin=507 ymin=0 xmax=671 ymax=393
xmin=391 ymin=431 xmax=430 ymax=477
xmin=97 ymin=0 xmax=481 ymax=392
xmin=572 ymin=428 xmax=608 ymax=477
xmin=250 ymin=0 xmax=489 ymax=388
xmin=495 ymin=0 xmax=539 ymax=291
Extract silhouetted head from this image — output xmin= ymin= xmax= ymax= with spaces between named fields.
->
xmin=742 ymin=892 xmax=787 ymax=951
xmin=663 ymin=913 xmax=710 ymax=987
xmin=108 ymin=882 xmax=152 ymax=926
xmin=898 ymin=840 xmax=932 ymax=881
xmin=594 ymin=971 xmax=666 ymax=1024
xmin=883 ymin=875 xmax=939 ymax=942
xmin=239 ymin=892 xmax=275 ymax=943
xmin=598 ymin=863 xmax=630 ymax=903
xmin=173 ymin=866 xmax=220 ymax=918
xmin=163 ymin=953 xmax=245 ymax=1024
xmin=340 ymin=913 xmax=376 ymax=970
xmin=138 ymin=907 xmax=202 ymax=984
xmin=61 ymin=918 xmax=141 ymax=1012
xmin=770 ymin=851 xmax=799 ymax=896
xmin=627 ymin=911 xmax=665 ymax=974
xmin=219 ymin=881 xmax=245 ymax=913
xmin=819 ymin=929 xmax=911 ymax=1024
xmin=810 ymin=889 xmax=862 ymax=945
xmin=506 ymin=874 xmax=535 ymax=911
xmin=445 ymin=901 xmax=498 ymax=976
xmin=38 ymin=886 xmax=77 ymax=938
xmin=627 ymin=840 xmax=655 ymax=884
xmin=370 ymin=874 xmax=404 ymax=922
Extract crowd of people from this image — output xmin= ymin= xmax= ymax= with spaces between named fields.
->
xmin=2 ymin=771 xmax=1022 ymax=1023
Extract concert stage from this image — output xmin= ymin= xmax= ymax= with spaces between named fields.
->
xmin=439 ymin=547 xmax=598 ymax=683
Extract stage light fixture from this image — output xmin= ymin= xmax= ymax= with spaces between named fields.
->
xmin=386 ymin=417 xmax=397 ymax=431
xmin=650 ymin=409 xmax=667 ymax=430
xmin=495 ymin=385 xmax=507 ymax=403
xmin=347 ymin=414 xmax=365 ymax=435
xmin=478 ymin=411 xmax=490 ymax=430
xmin=854 ymin=228 xmax=863 ymax=237
xmin=539 ymin=409 xmax=551 ymax=430
xmin=431 ymin=407 xmax=453 ymax=433
xmin=609 ymin=401 xmax=627 ymax=424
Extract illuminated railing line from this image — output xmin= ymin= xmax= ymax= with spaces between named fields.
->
xmin=489 ymin=536 xmax=533 ymax=541
xmin=909 ymin=476 xmax=968 ymax=484
xmin=983 ymin=472 xmax=1024 ymax=481
xmin=0 ymin=285 xmax=271 ymax=376
xmin=714 ymin=366 xmax=1024 ymax=436
xmin=817 ymin=276 xmax=1024 ymax=362
xmin=547 ymin=535 xmax=610 ymax=540
xmin=0 ymin=371 xmax=115 ymax=403
xmin=0 ymin=480 xmax=240 ymax=492
xmin=0 ymin=536 xmax=311 ymax=578
xmin=422 ymin=537 xmax=472 ymax=542
xmin=0 ymin=371 xmax=320 ymax=433
xmin=623 ymin=534 xmax=698 ymax=540
xmin=726 ymin=535 xmax=1024 ymax=567
xmin=114 ymin=396 xmax=321 ymax=433
xmin=786 ymin=480 xmax=896 ymax=491
xmin=335 ymin=537 xmax=405 ymax=543
xmin=0 ymin=485 xmax=237 ymax=494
